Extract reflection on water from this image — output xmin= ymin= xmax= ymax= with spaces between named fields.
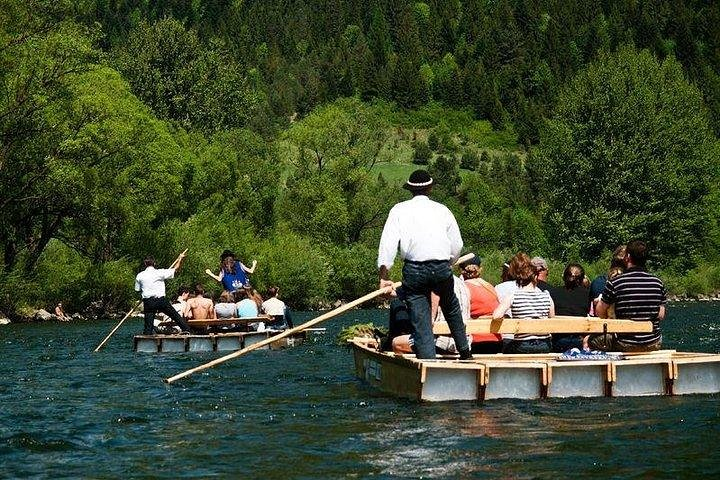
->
xmin=0 ymin=303 xmax=718 ymax=477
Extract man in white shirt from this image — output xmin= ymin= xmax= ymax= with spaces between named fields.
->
xmin=378 ymin=170 xmax=471 ymax=360
xmin=134 ymin=255 xmax=191 ymax=335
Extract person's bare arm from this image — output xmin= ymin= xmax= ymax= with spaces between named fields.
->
xmin=241 ymin=260 xmax=257 ymax=274
xmin=493 ymin=296 xmax=513 ymax=320
xmin=548 ymin=296 xmax=555 ymax=317
xmin=657 ymin=305 xmax=666 ymax=321
xmin=205 ymin=269 xmax=222 ymax=282
xmin=596 ymin=300 xmax=610 ymax=319
xmin=378 ymin=265 xmax=396 ymax=295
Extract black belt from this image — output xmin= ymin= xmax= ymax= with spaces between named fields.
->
xmin=404 ymin=259 xmax=450 ymax=265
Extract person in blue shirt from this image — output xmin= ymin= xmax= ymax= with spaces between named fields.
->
xmin=206 ymin=250 xmax=257 ymax=292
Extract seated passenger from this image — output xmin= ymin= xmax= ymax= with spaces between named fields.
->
xmin=390 ymin=277 xmax=469 ymax=355
xmin=550 ymin=263 xmax=589 ymax=352
xmin=215 ymin=290 xmax=237 ymax=319
xmin=156 ymin=286 xmax=191 ymax=333
xmin=587 ymin=240 xmax=666 ymax=352
xmin=494 ymin=260 xmax=517 ymax=303
xmin=184 ymin=284 xmax=216 ymax=320
xmin=235 ymin=288 xmax=259 ymax=318
xmin=247 ymin=287 xmax=265 ymax=313
xmin=262 ymin=286 xmax=293 ymax=329
xmin=493 ymin=252 xmax=554 ymax=354
xmin=458 ymin=254 xmax=502 ymax=354
xmin=589 ymin=245 xmax=626 ymax=315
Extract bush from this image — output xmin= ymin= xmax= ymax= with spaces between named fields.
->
xmin=460 ymin=149 xmax=480 ymax=170
xmin=254 ymin=231 xmax=330 ymax=309
xmin=412 ymin=140 xmax=431 ymax=165
xmin=427 ymin=130 xmax=439 ymax=151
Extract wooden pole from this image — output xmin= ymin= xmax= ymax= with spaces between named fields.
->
xmin=93 ymin=249 xmax=188 ymax=352
xmin=165 ymin=281 xmax=402 ymax=384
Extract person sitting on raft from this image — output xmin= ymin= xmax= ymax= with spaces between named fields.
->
xmin=391 ymin=272 xmax=472 ymax=356
xmin=550 ymin=263 xmax=589 ymax=352
xmin=207 ymin=250 xmax=257 ymax=292
xmin=156 ymin=285 xmax=191 ymax=334
xmin=262 ymin=286 xmax=293 ymax=329
xmin=215 ymin=290 xmax=237 ymax=319
xmin=493 ymin=252 xmax=555 ymax=354
xmin=184 ymin=284 xmax=216 ymax=320
xmin=457 ymin=254 xmax=502 ymax=354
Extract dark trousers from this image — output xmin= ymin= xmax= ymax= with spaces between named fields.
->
xmin=142 ymin=297 xmax=190 ymax=334
xmin=402 ymin=260 xmax=469 ymax=359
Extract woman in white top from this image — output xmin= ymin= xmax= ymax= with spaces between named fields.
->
xmin=215 ymin=290 xmax=237 ymax=318
xmin=493 ymin=252 xmax=555 ymax=353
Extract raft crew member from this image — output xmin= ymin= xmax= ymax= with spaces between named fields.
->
xmin=184 ymin=284 xmax=216 ymax=320
xmin=208 ymin=250 xmax=257 ymax=292
xmin=588 ymin=240 xmax=666 ymax=352
xmin=262 ymin=286 xmax=293 ymax=329
xmin=135 ymin=255 xmax=191 ymax=335
xmin=377 ymin=169 xmax=471 ymax=360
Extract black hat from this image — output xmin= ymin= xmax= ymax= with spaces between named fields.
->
xmin=403 ymin=169 xmax=434 ymax=191
xmin=220 ymin=250 xmax=235 ymax=261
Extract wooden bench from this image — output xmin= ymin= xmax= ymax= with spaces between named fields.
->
xmin=187 ymin=316 xmax=272 ymax=328
xmin=432 ymin=316 xmax=653 ymax=335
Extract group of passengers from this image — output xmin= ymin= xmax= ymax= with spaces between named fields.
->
xmin=148 ymin=249 xmax=292 ymax=334
xmin=385 ymin=239 xmax=666 ymax=356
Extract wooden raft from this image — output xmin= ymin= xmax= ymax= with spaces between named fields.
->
xmin=433 ymin=316 xmax=653 ymax=335
xmin=350 ymin=339 xmax=720 ymax=402
xmin=133 ymin=330 xmax=304 ymax=353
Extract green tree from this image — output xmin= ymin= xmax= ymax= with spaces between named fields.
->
xmin=533 ymin=46 xmax=720 ymax=269
xmin=114 ymin=18 xmax=260 ymax=132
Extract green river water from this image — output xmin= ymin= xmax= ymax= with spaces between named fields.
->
xmin=0 ymin=303 xmax=718 ymax=478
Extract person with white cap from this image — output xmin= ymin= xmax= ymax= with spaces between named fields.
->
xmin=377 ymin=169 xmax=471 ymax=360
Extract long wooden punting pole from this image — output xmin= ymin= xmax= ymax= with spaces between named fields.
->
xmin=165 ymin=281 xmax=402 ymax=384
xmin=93 ymin=249 xmax=188 ymax=352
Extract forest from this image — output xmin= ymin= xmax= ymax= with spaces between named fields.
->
xmin=1 ymin=0 xmax=719 ymax=317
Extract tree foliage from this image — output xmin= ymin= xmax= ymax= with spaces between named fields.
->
xmin=533 ymin=46 xmax=720 ymax=269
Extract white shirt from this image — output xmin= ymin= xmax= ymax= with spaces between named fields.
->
xmin=494 ymin=281 xmax=519 ymax=304
xmin=377 ymin=195 xmax=463 ymax=268
xmin=134 ymin=266 xmax=175 ymax=298
xmin=262 ymin=297 xmax=286 ymax=316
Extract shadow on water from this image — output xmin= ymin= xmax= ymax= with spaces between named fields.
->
xmin=0 ymin=303 xmax=718 ymax=478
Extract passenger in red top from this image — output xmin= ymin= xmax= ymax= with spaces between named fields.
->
xmin=457 ymin=254 xmax=502 ymax=353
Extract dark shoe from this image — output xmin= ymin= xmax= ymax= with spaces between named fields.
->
xmin=459 ymin=349 xmax=473 ymax=360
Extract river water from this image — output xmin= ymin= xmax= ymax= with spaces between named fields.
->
xmin=1 ymin=303 xmax=719 ymax=478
